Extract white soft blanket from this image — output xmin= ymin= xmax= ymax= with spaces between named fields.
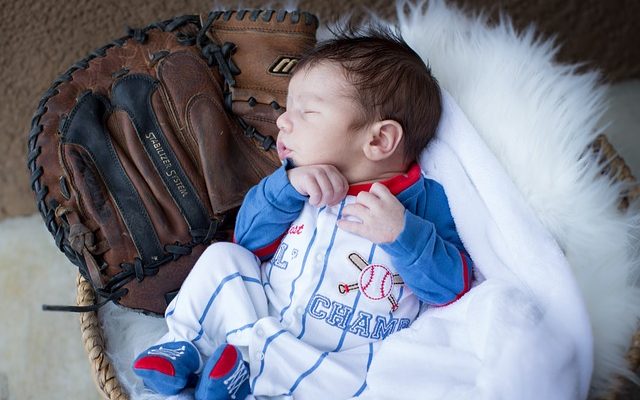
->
xmin=97 ymin=1 xmax=640 ymax=399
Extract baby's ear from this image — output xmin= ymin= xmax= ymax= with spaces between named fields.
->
xmin=362 ymin=120 xmax=404 ymax=161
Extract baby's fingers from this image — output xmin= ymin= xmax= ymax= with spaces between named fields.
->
xmin=312 ymin=170 xmax=336 ymax=206
xmin=336 ymin=218 xmax=366 ymax=237
xmin=340 ymin=203 xmax=368 ymax=222
xmin=305 ymin=178 xmax=323 ymax=206
xmin=326 ymin=170 xmax=349 ymax=206
xmin=369 ymin=182 xmax=394 ymax=201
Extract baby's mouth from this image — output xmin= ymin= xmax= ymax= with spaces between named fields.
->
xmin=276 ymin=140 xmax=292 ymax=160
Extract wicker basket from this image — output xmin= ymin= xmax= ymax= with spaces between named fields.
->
xmin=76 ymin=134 xmax=640 ymax=400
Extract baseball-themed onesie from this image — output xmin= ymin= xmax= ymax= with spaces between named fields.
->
xmin=152 ymin=161 xmax=473 ymax=399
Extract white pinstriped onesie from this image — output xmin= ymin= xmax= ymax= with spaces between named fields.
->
xmin=156 ymin=163 xmax=472 ymax=399
xmin=158 ymin=198 xmax=422 ymax=399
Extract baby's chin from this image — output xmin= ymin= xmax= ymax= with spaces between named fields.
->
xmin=282 ymin=157 xmax=297 ymax=168
xmin=283 ymin=156 xmax=318 ymax=169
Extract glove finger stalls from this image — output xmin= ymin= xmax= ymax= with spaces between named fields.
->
xmin=157 ymin=50 xmax=223 ymax=175
xmin=60 ymin=93 xmax=161 ymax=277
xmin=108 ymin=109 xmax=191 ymax=242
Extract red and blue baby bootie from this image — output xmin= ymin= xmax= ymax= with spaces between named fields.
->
xmin=132 ymin=341 xmax=200 ymax=395
xmin=195 ymin=343 xmax=251 ymax=400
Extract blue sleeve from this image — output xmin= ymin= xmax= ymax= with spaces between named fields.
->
xmin=234 ymin=163 xmax=307 ymax=261
xmin=379 ymin=179 xmax=473 ymax=306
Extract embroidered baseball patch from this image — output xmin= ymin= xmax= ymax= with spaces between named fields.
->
xmin=359 ymin=264 xmax=393 ymax=300
xmin=338 ymin=252 xmax=405 ymax=311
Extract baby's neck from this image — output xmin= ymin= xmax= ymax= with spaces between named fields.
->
xmin=345 ymin=159 xmax=410 ymax=185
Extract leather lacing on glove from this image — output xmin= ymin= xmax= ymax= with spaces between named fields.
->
xmin=42 ymin=216 xmax=228 ymax=312
xmin=197 ymin=10 xmax=279 ymax=152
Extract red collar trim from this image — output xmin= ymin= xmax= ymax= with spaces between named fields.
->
xmin=347 ymin=163 xmax=421 ymax=196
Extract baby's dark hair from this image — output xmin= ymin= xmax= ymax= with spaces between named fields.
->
xmin=294 ymin=23 xmax=442 ymax=165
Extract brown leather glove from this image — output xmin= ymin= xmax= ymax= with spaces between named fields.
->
xmin=28 ymin=9 xmax=318 ymax=315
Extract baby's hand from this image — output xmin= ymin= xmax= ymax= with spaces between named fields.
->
xmin=287 ymin=165 xmax=349 ymax=207
xmin=337 ymin=182 xmax=405 ymax=244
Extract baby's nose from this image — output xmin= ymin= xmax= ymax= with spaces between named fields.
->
xmin=276 ymin=111 xmax=291 ymax=133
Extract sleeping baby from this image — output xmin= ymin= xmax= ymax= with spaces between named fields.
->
xmin=132 ymin=25 xmax=474 ymax=400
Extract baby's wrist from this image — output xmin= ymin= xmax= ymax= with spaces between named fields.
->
xmin=285 ymin=168 xmax=303 ymax=194
xmin=383 ymin=211 xmax=406 ymax=244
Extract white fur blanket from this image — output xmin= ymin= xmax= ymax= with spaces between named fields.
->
xmin=98 ymin=0 xmax=640 ymax=399
xmin=392 ymin=1 xmax=640 ymax=397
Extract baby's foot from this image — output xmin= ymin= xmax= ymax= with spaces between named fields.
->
xmin=132 ymin=341 xmax=200 ymax=395
xmin=195 ymin=344 xmax=250 ymax=400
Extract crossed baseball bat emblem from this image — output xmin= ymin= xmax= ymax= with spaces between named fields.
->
xmin=338 ymin=252 xmax=404 ymax=311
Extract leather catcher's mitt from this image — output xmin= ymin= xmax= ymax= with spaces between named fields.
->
xmin=28 ymin=9 xmax=318 ymax=315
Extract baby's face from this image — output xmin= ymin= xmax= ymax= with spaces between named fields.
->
xmin=276 ymin=62 xmax=365 ymax=171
